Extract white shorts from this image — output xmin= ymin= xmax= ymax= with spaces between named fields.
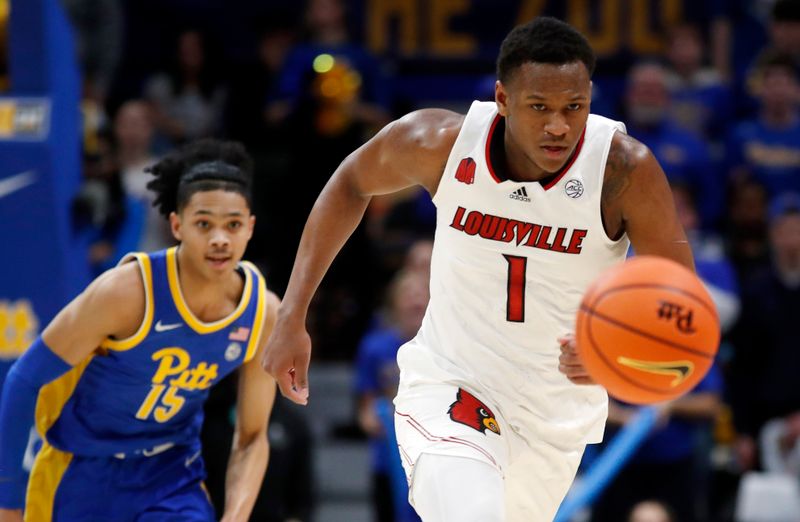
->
xmin=395 ymin=382 xmax=585 ymax=521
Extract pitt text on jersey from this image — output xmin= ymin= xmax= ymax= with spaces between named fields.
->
xmin=135 ymin=347 xmax=218 ymax=423
xmin=449 ymin=206 xmax=587 ymax=254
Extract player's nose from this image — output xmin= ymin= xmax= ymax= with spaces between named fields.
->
xmin=209 ymin=229 xmax=231 ymax=248
xmin=543 ymin=112 xmax=569 ymax=137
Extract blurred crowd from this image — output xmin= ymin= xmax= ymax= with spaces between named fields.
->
xmin=2 ymin=0 xmax=800 ymax=520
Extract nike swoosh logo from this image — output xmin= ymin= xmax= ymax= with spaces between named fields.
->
xmin=616 ymin=356 xmax=695 ymax=387
xmin=185 ymin=450 xmax=201 ymax=468
xmin=142 ymin=442 xmax=175 ymax=457
xmin=0 ymin=170 xmax=36 ymax=199
xmin=154 ymin=320 xmax=183 ymax=332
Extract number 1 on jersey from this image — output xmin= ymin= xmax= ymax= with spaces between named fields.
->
xmin=503 ymin=254 xmax=527 ymax=322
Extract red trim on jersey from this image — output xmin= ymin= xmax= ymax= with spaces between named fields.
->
xmin=484 ymin=116 xmax=587 ymax=191
xmin=542 ymin=126 xmax=587 ymax=190
xmin=395 ymin=410 xmax=500 ymax=468
xmin=485 ymin=114 xmax=503 ymax=183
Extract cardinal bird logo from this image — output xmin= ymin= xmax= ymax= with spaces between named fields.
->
xmin=448 ymin=388 xmax=501 ymax=435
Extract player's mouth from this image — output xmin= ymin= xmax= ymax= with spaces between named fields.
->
xmin=541 ymin=145 xmax=568 ymax=159
xmin=206 ymin=254 xmax=232 ymax=269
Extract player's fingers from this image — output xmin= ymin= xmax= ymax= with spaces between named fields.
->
xmin=292 ymin=356 xmax=311 ymax=403
xmin=568 ymin=375 xmax=596 ymax=385
xmin=558 ymin=362 xmax=590 ymax=377
xmin=559 ymin=351 xmax=582 ymax=366
xmin=276 ymin=371 xmax=306 ymax=404
xmin=559 ymin=339 xmax=578 ymax=354
xmin=557 ymin=333 xmax=576 ymax=347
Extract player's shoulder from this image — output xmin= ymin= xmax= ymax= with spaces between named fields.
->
xmin=606 ymin=130 xmax=654 ymax=180
xmin=601 ymin=130 xmax=663 ymax=217
xmin=264 ymin=289 xmax=281 ymax=315
xmin=239 ymin=259 xmax=280 ymax=308
xmin=609 ymin=130 xmax=650 ymax=162
xmin=385 ymin=108 xmax=465 ymax=155
xmin=84 ymin=256 xmax=147 ymax=310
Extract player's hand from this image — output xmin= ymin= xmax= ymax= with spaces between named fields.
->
xmin=558 ymin=334 xmax=596 ymax=385
xmin=261 ymin=312 xmax=311 ymax=405
xmin=0 ymin=508 xmax=23 ymax=522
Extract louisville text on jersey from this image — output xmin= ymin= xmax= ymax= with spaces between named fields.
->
xmin=449 ymin=206 xmax=587 ymax=254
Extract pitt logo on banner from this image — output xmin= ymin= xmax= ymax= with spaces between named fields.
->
xmin=0 ymin=98 xmax=51 ymax=140
xmin=135 ymin=347 xmax=219 ymax=423
xmin=0 ymin=300 xmax=39 ymax=360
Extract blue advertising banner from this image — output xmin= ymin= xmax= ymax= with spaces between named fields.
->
xmin=0 ymin=0 xmax=86 ymax=387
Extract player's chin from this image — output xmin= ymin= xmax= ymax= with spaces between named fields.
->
xmin=533 ymin=153 xmax=568 ymax=174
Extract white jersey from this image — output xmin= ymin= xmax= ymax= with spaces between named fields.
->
xmin=397 ymin=101 xmax=630 ymax=446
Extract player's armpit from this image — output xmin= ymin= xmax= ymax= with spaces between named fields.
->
xmin=604 ymin=132 xmax=694 ymax=271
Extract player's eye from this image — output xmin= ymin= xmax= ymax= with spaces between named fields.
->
xmin=228 ymin=221 xmax=242 ymax=230
xmin=530 ymin=104 xmax=546 ymax=111
xmin=567 ymin=103 xmax=582 ymax=111
xmin=196 ymin=220 xmax=210 ymax=229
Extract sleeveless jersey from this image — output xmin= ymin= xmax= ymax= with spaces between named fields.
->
xmin=397 ymin=102 xmax=630 ymax=446
xmin=37 ymin=247 xmax=268 ymax=457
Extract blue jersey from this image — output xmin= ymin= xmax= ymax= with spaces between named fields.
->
xmin=37 ymin=247 xmax=267 ymax=458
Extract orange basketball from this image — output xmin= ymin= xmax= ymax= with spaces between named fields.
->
xmin=576 ymin=256 xmax=720 ymax=405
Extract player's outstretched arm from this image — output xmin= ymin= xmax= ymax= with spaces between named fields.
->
xmin=560 ymin=132 xmax=695 ymax=386
xmin=221 ymin=291 xmax=280 ymax=522
xmin=603 ymin=131 xmax=694 ymax=270
xmin=0 ymin=263 xmax=144 ymax=513
xmin=262 ymin=109 xmax=463 ymax=404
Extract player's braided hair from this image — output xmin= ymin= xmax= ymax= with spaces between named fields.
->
xmin=497 ymin=16 xmax=595 ymax=83
xmin=146 ymin=139 xmax=254 ymax=218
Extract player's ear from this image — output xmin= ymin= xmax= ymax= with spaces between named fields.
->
xmin=495 ymin=80 xmax=509 ymax=117
xmin=169 ymin=211 xmax=182 ymax=242
xmin=247 ymin=215 xmax=255 ymax=241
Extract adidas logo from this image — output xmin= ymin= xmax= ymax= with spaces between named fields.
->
xmin=509 ymin=187 xmax=530 ymax=202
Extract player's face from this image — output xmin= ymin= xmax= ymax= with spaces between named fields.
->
xmin=170 ymin=190 xmax=255 ymax=277
xmin=495 ymin=61 xmax=591 ymax=176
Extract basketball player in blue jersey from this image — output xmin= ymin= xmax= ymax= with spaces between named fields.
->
xmin=0 ymin=139 xmax=279 ymax=522
xmin=264 ymin=17 xmax=695 ymax=522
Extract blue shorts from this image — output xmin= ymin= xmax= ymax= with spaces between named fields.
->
xmin=25 ymin=442 xmax=215 ymax=522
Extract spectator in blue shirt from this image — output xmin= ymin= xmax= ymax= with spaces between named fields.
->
xmin=727 ymin=52 xmax=800 ymax=196
xmin=624 ymin=62 xmax=722 ymax=229
xmin=355 ymin=268 xmax=429 ymax=522
xmin=664 ymin=23 xmax=733 ymax=141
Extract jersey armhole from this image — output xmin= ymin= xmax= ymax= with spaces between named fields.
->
xmin=598 ymin=127 xmax=632 ymax=246
xmin=431 ymin=102 xmax=494 ymax=208
xmin=240 ymin=261 xmax=268 ymax=363
xmin=100 ymin=253 xmax=154 ymax=351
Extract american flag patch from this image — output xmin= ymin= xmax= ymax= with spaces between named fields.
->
xmin=228 ymin=327 xmax=250 ymax=341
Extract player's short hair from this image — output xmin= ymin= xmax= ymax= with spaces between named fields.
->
xmin=497 ymin=16 xmax=595 ymax=83
xmin=146 ymin=139 xmax=254 ymax=218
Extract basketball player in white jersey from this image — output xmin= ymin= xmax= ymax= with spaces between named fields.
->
xmin=263 ymin=17 xmax=694 ymax=521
